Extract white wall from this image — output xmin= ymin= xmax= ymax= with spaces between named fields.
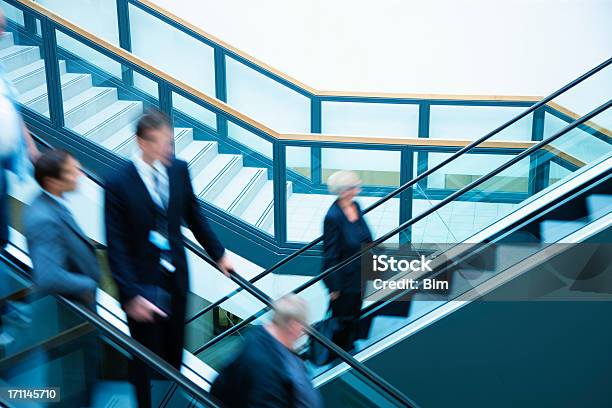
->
xmin=151 ymin=0 xmax=612 ymax=96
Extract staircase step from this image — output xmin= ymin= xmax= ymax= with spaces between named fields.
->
xmin=540 ymin=220 xmax=588 ymax=243
xmin=5 ymin=59 xmax=67 ymax=94
xmin=0 ymin=32 xmax=14 ymax=50
xmin=214 ymin=167 xmax=267 ymax=214
xmin=19 ymin=72 xmax=91 ymax=115
xmin=176 ymin=140 xmax=217 ymax=176
xmin=100 ymin=122 xmax=138 ymax=157
xmin=63 ymin=86 xmax=118 ymax=128
xmin=242 ymin=180 xmax=293 ymax=230
xmin=103 ymin=126 xmax=196 ymax=159
xmin=194 ymin=154 xmax=242 ymax=200
xmin=74 ymin=100 xmax=143 ymax=143
xmin=586 ymin=194 xmax=612 ymax=220
xmin=0 ymin=45 xmax=39 ymax=71
xmin=174 ymin=128 xmax=193 ymax=151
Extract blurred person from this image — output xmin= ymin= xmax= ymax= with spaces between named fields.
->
xmin=322 ymin=171 xmax=372 ymax=352
xmin=23 ymin=149 xmax=101 ymax=407
xmin=211 ymin=294 xmax=322 ymax=408
xmin=104 ymin=109 xmax=235 ymax=408
xmin=24 ymin=150 xmax=100 ymax=305
xmin=0 ymin=8 xmax=39 ymax=346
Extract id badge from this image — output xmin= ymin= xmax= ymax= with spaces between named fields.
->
xmin=149 ymin=230 xmax=170 ymax=250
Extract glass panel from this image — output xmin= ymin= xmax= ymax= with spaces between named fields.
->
xmin=192 ymin=107 xmax=611 ymax=390
xmin=0 ymin=263 xmax=218 ymax=407
xmin=55 ymin=29 xmax=162 ymax=157
xmin=310 ymin=335 xmax=414 ymax=408
xmin=227 ymin=122 xmax=272 ymax=158
xmin=548 ymin=161 xmax=572 ymax=185
xmin=424 ymin=151 xmax=528 ymax=192
xmin=35 ymin=0 xmax=120 ymax=45
xmin=284 ymin=146 xmax=400 ymax=243
xmin=322 ymin=148 xmax=401 ymax=187
xmin=545 ymin=109 xmax=612 ymax=164
xmin=225 ymin=55 xmax=310 ymax=133
xmin=430 ymin=105 xmax=533 ymax=141
xmin=287 ymin=146 xmax=311 ymax=180
xmin=173 ymin=91 xmax=217 ymax=131
xmin=321 ymin=101 xmax=419 ymax=137
xmin=128 ymin=3 xmax=216 ymax=98
xmin=0 ymin=1 xmax=24 ymax=26
xmin=56 ymin=30 xmax=123 ymax=79
xmin=170 ymin=100 xmax=277 ymax=236
xmin=2 ymin=19 xmax=51 ymax=118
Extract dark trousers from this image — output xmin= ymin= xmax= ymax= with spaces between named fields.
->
xmin=330 ymin=292 xmax=362 ymax=352
xmin=127 ymin=288 xmax=186 ymax=408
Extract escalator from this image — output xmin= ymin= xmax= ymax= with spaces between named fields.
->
xmin=0 ymin=252 xmax=222 ymax=408
xmin=0 ymin=1 xmax=610 ymax=406
xmin=2 ymin=28 xmax=609 ymax=408
xmin=187 ymin=96 xmax=612 ymax=406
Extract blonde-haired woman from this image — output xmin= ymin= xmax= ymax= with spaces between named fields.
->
xmin=322 ymin=170 xmax=372 ymax=352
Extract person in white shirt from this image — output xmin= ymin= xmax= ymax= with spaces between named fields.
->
xmin=104 ymin=109 xmax=234 ymax=408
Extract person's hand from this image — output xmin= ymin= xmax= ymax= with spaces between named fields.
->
xmin=125 ymin=295 xmax=167 ymax=322
xmin=330 ymin=291 xmax=340 ymax=301
xmin=217 ymin=255 xmax=235 ymax=278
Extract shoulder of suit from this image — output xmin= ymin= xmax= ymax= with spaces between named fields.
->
xmin=24 ymin=195 xmax=60 ymax=228
xmin=103 ymin=162 xmax=135 ymax=188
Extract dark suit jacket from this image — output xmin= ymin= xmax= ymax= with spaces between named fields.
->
xmin=104 ymin=159 xmax=225 ymax=303
xmin=24 ymin=193 xmax=100 ymax=305
xmin=211 ymin=326 xmax=297 ymax=408
xmin=322 ymin=200 xmax=372 ymax=295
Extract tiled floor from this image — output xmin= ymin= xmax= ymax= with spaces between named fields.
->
xmin=281 ymin=193 xmax=519 ymax=244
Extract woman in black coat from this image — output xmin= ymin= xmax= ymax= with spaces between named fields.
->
xmin=322 ymin=170 xmax=373 ymax=352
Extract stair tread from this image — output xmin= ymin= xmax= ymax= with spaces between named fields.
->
xmin=587 ymin=194 xmax=612 ymax=219
xmin=213 ymin=167 xmax=266 ymax=211
xmin=177 ymin=141 xmax=216 ymax=163
xmin=242 ymin=181 xmax=275 ymax=226
xmin=18 ymin=73 xmax=88 ymax=105
xmin=5 ymin=58 xmax=45 ymax=82
xmin=62 ymin=86 xmax=116 ymax=115
xmin=192 ymin=154 xmax=241 ymax=196
xmin=100 ymin=122 xmax=137 ymax=151
xmin=0 ymin=45 xmax=37 ymax=62
xmin=540 ymin=219 xmax=588 ymax=243
xmin=74 ymin=100 xmax=142 ymax=136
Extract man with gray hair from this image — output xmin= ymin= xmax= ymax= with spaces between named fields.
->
xmin=211 ymin=294 xmax=323 ymax=407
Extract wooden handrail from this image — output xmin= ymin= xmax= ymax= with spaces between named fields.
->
xmin=13 ymin=0 xmax=609 ymax=147
xmin=135 ymin=0 xmax=542 ymax=102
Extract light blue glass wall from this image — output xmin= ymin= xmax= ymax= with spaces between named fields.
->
xmin=321 ymin=101 xmax=419 ymax=137
xmin=225 ymin=56 xmax=311 ymax=133
xmin=128 ymin=3 xmax=217 ymax=98
xmin=429 ymin=105 xmax=533 ymax=140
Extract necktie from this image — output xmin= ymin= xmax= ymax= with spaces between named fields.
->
xmin=153 ymin=167 xmax=168 ymax=210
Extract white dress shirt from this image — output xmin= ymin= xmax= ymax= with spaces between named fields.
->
xmin=132 ymin=149 xmax=169 ymax=208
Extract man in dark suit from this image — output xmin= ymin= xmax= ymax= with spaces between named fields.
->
xmin=104 ymin=109 xmax=234 ymax=408
xmin=211 ymin=295 xmax=322 ymax=407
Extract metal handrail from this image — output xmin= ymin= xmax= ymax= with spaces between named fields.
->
xmin=190 ymin=99 xmax=611 ymax=362
xmin=10 ymin=0 xmax=603 ymax=145
xmin=26 ymin=127 xmax=416 ymax=408
xmin=0 ymin=251 xmax=222 ymax=408
xmin=184 ymin=57 xmax=612 ymax=325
